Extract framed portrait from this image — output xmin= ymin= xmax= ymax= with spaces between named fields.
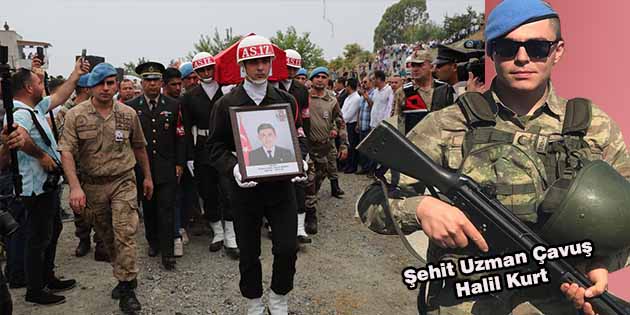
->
xmin=229 ymin=103 xmax=303 ymax=182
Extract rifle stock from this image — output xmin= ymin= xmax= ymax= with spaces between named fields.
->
xmin=357 ymin=121 xmax=630 ymax=315
xmin=0 ymin=49 xmax=22 ymax=197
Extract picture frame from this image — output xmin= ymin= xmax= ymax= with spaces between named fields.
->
xmin=229 ymin=103 xmax=303 ymax=182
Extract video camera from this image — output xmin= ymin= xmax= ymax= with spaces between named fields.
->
xmin=0 ymin=45 xmax=21 ymax=237
xmin=456 ymin=40 xmax=486 ymax=84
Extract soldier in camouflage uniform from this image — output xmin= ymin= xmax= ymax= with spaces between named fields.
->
xmin=59 ymin=63 xmax=154 ymax=314
xmin=361 ymin=1 xmax=630 ymax=314
xmin=305 ymin=67 xmax=348 ymax=233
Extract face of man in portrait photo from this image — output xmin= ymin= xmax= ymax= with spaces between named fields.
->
xmin=258 ymin=125 xmax=277 ymax=150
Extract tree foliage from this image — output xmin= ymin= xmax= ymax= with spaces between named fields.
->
xmin=373 ymin=0 xmax=429 ymax=50
xmin=188 ymin=27 xmax=242 ymax=59
xmin=442 ymin=7 xmax=484 ymax=39
xmin=270 ymin=26 xmax=326 ymax=70
xmin=123 ymin=57 xmax=148 ymax=76
xmin=327 ymin=43 xmax=374 ymax=73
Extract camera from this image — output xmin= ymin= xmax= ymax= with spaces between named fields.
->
xmin=42 ymin=165 xmax=63 ymax=193
xmin=456 ymin=41 xmax=486 ymax=84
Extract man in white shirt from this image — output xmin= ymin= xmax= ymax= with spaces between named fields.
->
xmin=340 ymin=78 xmax=361 ymax=173
xmin=369 ymin=70 xmax=393 ymax=129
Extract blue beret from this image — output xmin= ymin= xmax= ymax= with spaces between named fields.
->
xmin=485 ymin=0 xmax=558 ymax=43
xmin=87 ymin=63 xmax=117 ymax=87
xmin=296 ymin=68 xmax=307 ymax=77
xmin=179 ymin=62 xmax=193 ymax=79
xmin=309 ymin=67 xmax=329 ymax=80
xmin=77 ymin=74 xmax=91 ymax=88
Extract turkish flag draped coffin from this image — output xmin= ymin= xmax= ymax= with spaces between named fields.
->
xmin=214 ymin=33 xmax=288 ymax=85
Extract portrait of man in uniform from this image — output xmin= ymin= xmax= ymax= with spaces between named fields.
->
xmin=230 ymin=104 xmax=302 ymax=181
xmin=248 ymin=123 xmax=295 ymax=166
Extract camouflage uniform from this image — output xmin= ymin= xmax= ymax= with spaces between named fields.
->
xmin=58 ymin=99 xmax=146 ymax=281
xmin=305 ymin=89 xmax=347 ymax=208
xmin=362 ymin=82 xmax=630 ymax=315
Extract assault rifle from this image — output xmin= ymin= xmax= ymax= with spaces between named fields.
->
xmin=357 ymin=120 xmax=630 ymax=315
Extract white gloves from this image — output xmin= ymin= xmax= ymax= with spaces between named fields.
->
xmin=233 ymin=164 xmax=258 ymax=188
xmin=291 ymin=160 xmax=308 ymax=183
xmin=186 ymin=161 xmax=195 ymax=176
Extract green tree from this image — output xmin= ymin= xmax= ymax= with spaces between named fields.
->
xmin=442 ymin=6 xmax=483 ymax=39
xmin=327 ymin=43 xmax=374 ymax=73
xmin=123 ymin=57 xmax=148 ymax=76
xmin=405 ymin=21 xmax=446 ymax=43
xmin=271 ymin=26 xmax=326 ymax=69
xmin=373 ymin=0 xmax=429 ymax=50
xmin=188 ymin=27 xmax=242 ymax=59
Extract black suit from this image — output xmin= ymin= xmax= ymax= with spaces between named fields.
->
xmin=207 ymin=83 xmax=299 ymax=299
xmin=248 ymin=146 xmax=295 ymax=166
xmin=180 ymin=85 xmax=232 ymax=223
xmin=126 ymin=94 xmax=186 ymax=258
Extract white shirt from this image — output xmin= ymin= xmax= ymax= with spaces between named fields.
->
xmin=263 ymin=146 xmax=276 ymax=158
xmin=369 ymin=84 xmax=394 ymax=128
xmin=200 ymin=80 xmax=219 ymax=100
xmin=243 ymin=79 xmax=268 ymax=105
xmin=341 ymin=91 xmax=361 ymax=124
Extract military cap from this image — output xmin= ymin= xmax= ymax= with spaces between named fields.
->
xmin=179 ymin=62 xmax=194 ymax=79
xmin=432 ymin=45 xmax=466 ymax=66
xmin=296 ymin=68 xmax=307 ymax=77
xmin=77 ymin=74 xmax=91 ymax=88
xmin=309 ymin=66 xmax=329 ymax=80
xmin=87 ymin=63 xmax=117 ymax=87
xmin=408 ymin=50 xmax=432 ymax=64
xmin=135 ymin=61 xmax=165 ymax=80
xmin=485 ymin=0 xmax=558 ymax=43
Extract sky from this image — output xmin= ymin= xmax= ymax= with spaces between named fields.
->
xmin=2 ymin=0 xmax=483 ymax=75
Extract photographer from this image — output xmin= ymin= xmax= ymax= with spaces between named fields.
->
xmin=7 ymin=57 xmax=89 ymax=305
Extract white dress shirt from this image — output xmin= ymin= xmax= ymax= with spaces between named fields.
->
xmin=369 ymin=84 xmax=394 ymax=128
xmin=341 ymin=91 xmax=361 ymax=124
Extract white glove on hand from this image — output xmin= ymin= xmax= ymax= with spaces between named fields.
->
xmin=233 ymin=164 xmax=258 ymax=188
xmin=291 ymin=160 xmax=308 ymax=183
xmin=186 ymin=160 xmax=195 ymax=177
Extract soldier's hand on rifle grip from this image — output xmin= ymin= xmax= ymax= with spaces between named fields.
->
xmin=560 ymin=267 xmax=608 ymax=315
xmin=69 ymin=187 xmax=87 ymax=214
xmin=143 ymin=178 xmax=154 ymax=200
xmin=415 ymin=196 xmax=489 ymax=252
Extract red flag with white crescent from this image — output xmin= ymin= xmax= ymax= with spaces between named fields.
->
xmin=239 ymin=119 xmax=251 ymax=166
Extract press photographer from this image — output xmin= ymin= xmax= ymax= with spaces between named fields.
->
xmin=6 ymin=55 xmax=89 ymax=306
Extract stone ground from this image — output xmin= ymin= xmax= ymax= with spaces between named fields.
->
xmin=9 ymin=172 xmax=428 ymax=315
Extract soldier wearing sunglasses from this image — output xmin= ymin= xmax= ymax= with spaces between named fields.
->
xmin=365 ymin=0 xmax=630 ymax=314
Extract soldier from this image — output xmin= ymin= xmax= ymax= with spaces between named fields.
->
xmin=181 ymin=52 xmax=239 ymax=258
xmin=363 ymin=1 xmax=630 ymax=314
xmin=279 ymin=49 xmax=311 ymax=244
xmin=126 ymin=61 xmax=186 ymax=270
xmin=59 ymin=62 xmax=153 ymax=313
xmin=179 ymin=62 xmax=199 ymax=92
xmin=206 ymin=34 xmax=306 ymax=315
xmin=293 ymin=68 xmax=307 ymax=86
xmin=307 ymin=67 xmax=348 ymax=195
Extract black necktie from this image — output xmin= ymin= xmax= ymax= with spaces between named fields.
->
xmin=149 ymin=100 xmax=157 ymax=112
xmin=267 ymin=150 xmax=272 ymax=159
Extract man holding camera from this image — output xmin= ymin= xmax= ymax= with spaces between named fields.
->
xmin=9 ymin=57 xmax=89 ymax=305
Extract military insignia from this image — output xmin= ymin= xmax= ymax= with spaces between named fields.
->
xmin=323 ymin=111 xmax=330 ymax=119
xmin=164 ymin=123 xmax=170 ymax=130
xmin=115 ymin=130 xmax=124 ymax=142
xmin=275 ymin=109 xmax=287 ymax=122
xmin=76 ymin=115 xmax=87 ymax=127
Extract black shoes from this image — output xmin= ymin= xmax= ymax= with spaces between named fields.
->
xmin=117 ymin=281 xmax=141 ymax=314
xmin=148 ymin=246 xmax=159 ymax=257
xmin=94 ymin=244 xmax=110 ymax=262
xmin=297 ymin=235 xmax=312 ymax=244
xmin=224 ymin=246 xmax=240 ymax=260
xmin=75 ymin=239 xmax=90 ymax=257
xmin=304 ymin=210 xmax=318 ymax=235
xmin=47 ymin=277 xmax=76 ymax=293
xmin=208 ymin=240 xmax=223 ymax=252
xmin=112 ymin=278 xmax=137 ymax=300
xmin=162 ymin=256 xmax=176 ymax=270
xmin=331 ymin=179 xmax=345 ymax=198
xmin=25 ymin=290 xmax=66 ymax=305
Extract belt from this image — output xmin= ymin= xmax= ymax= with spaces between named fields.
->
xmin=81 ymin=170 xmax=132 ymax=185
xmin=403 ymin=109 xmax=429 ymax=114
xmin=197 ymin=129 xmax=210 ymax=136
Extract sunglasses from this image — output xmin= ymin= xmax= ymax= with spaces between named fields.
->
xmin=493 ymin=38 xmax=560 ymax=59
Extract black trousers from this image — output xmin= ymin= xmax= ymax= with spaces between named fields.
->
xmin=232 ymin=181 xmax=298 ymax=298
xmin=0 ymin=268 xmax=11 ymax=315
xmin=21 ymin=190 xmax=62 ymax=293
xmin=196 ymin=163 xmax=233 ymax=222
xmin=142 ymin=181 xmax=176 ymax=258
xmin=345 ymin=122 xmax=360 ymax=172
